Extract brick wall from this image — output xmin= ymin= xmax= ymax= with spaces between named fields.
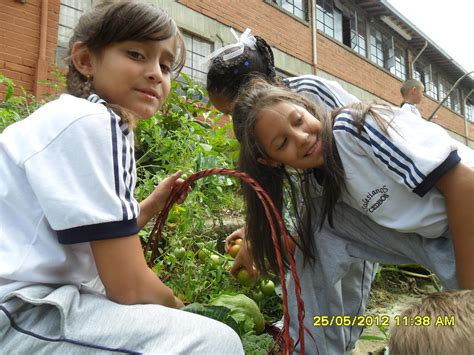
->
xmin=1 ymin=0 xmax=471 ymax=140
xmin=178 ymin=0 xmax=313 ymax=64
xmin=316 ymin=33 xmax=473 ymax=138
xmin=0 ymin=0 xmax=60 ymax=96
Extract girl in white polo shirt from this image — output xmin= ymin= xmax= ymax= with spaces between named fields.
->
xmin=229 ymin=78 xmax=473 ymax=354
xmin=0 ymin=1 xmax=243 ymax=353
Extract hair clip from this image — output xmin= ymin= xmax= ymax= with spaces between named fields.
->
xmin=201 ymin=28 xmax=257 ymax=65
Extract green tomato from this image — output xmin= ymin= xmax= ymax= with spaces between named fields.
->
xmin=198 ymin=249 xmax=208 ymax=262
xmin=260 ymin=279 xmax=275 ymax=296
xmin=237 ymin=268 xmax=255 ymax=288
xmin=252 ymin=290 xmax=264 ymax=302
xmin=173 ymin=247 xmax=186 ymax=259
xmin=210 ymin=254 xmax=220 ymax=266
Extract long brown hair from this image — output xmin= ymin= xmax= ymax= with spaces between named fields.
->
xmin=232 ymin=78 xmax=391 ymax=275
xmin=65 ymin=0 xmax=186 ymax=125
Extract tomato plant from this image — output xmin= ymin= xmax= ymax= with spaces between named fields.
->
xmin=1 ymin=73 xmax=284 ymax=353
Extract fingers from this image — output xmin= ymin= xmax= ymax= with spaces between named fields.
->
xmin=158 ymin=170 xmax=182 ymax=190
xmin=230 ymin=256 xmax=242 ymax=277
xmin=174 ymin=296 xmax=184 ymax=309
xmin=230 ymin=243 xmax=257 ymax=280
xmin=174 ymin=177 xmax=192 ymax=204
xmin=224 ymin=227 xmax=245 ymax=251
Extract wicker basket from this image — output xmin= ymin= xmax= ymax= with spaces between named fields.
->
xmin=143 ymin=168 xmax=308 ymax=354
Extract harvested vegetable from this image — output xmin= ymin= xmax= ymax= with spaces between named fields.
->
xmin=210 ymin=294 xmax=265 ymax=334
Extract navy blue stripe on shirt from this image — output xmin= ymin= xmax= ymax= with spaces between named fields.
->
xmin=295 ymin=87 xmax=336 ymax=109
xmin=333 ymin=124 xmax=416 ymax=188
xmin=128 ymin=143 xmax=137 ymax=218
xmin=107 ymin=107 xmax=128 ymax=220
xmin=286 ymin=79 xmax=339 ymax=108
xmin=332 ymin=124 xmax=371 ymax=146
xmin=362 ymin=120 xmax=426 ymax=182
xmin=121 ymin=133 xmax=134 ymax=219
xmin=334 ymin=114 xmax=425 ymax=189
xmin=288 ymin=76 xmax=346 ymax=107
xmin=413 ymin=150 xmax=460 ymax=197
xmin=56 ymin=218 xmax=139 ymax=244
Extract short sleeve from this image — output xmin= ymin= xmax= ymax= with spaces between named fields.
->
xmin=285 ymin=75 xmax=359 ymax=111
xmin=333 ymin=106 xmax=461 ymax=197
xmin=24 ymin=109 xmax=139 ymax=244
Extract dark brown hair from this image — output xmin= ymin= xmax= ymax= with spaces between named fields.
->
xmin=206 ymin=36 xmax=277 ymax=104
xmin=232 ymin=78 xmax=391 ymax=275
xmin=65 ymin=1 xmax=186 ymax=123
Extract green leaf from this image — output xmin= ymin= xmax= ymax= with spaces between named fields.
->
xmin=359 ymin=335 xmax=386 ymax=341
xmin=182 ymin=303 xmax=240 ymax=336
xmin=199 ymin=143 xmax=212 ymax=152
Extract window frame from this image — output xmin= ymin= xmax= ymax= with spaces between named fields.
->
xmin=269 ymin=0 xmax=309 ymax=22
xmin=56 ymin=0 xmax=94 ymax=66
xmin=180 ymin=31 xmax=214 ymax=85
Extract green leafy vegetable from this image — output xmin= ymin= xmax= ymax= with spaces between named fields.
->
xmin=210 ymin=294 xmax=265 ymax=334
xmin=182 ymin=303 xmax=240 ymax=335
xmin=242 ymin=333 xmax=277 ymax=354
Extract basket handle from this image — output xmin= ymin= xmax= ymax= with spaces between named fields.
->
xmin=143 ymin=168 xmax=310 ymax=354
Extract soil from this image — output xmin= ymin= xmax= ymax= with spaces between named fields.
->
xmin=352 ymin=272 xmax=440 ymax=355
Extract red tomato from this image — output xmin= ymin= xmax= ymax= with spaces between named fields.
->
xmin=229 ymin=244 xmax=241 ymax=258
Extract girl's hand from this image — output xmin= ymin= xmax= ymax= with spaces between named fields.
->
xmin=152 ymin=170 xmax=192 ymax=210
xmin=174 ymin=296 xmax=185 ymax=309
xmin=138 ymin=170 xmax=192 ymax=229
xmin=227 ymin=230 xmax=258 ymax=281
xmin=224 ymin=227 xmax=245 ymax=252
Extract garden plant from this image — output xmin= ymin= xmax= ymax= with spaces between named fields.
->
xmin=0 ymin=72 xmax=283 ymax=354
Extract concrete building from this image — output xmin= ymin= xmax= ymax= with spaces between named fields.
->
xmin=1 ymin=0 xmax=473 ymax=146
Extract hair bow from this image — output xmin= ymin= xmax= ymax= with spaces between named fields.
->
xmin=201 ymin=28 xmax=257 ymax=65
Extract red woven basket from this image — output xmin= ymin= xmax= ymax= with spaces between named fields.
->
xmin=143 ymin=168 xmax=308 ymax=354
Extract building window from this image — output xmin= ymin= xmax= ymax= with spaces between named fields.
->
xmin=316 ymin=1 xmax=367 ymax=57
xmin=421 ymin=64 xmax=438 ymax=100
xmin=56 ymin=0 xmax=93 ymax=66
xmin=316 ymin=0 xmax=341 ymax=41
xmin=450 ymin=88 xmax=461 ymax=114
xmin=414 ymin=67 xmax=423 ymax=83
xmin=439 ymin=77 xmax=452 ymax=108
xmin=466 ymin=102 xmax=474 ymax=123
xmin=273 ymin=0 xmax=308 ymax=21
xmin=350 ymin=14 xmax=366 ymax=56
xmin=369 ymin=28 xmax=392 ymax=68
xmin=182 ymin=33 xmax=213 ymax=85
xmin=390 ymin=46 xmax=406 ymax=80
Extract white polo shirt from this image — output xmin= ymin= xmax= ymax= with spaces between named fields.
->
xmin=332 ymin=106 xmax=473 ymax=238
xmin=0 ymin=94 xmax=139 ymax=297
xmin=400 ymin=102 xmax=421 ymax=118
xmin=284 ymin=74 xmax=360 ymax=112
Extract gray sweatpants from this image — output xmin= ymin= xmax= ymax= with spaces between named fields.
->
xmin=0 ymin=283 xmax=243 ymax=354
xmin=287 ymin=201 xmax=457 ymax=355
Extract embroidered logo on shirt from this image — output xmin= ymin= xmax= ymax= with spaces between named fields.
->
xmin=361 ymin=185 xmax=390 ymax=213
